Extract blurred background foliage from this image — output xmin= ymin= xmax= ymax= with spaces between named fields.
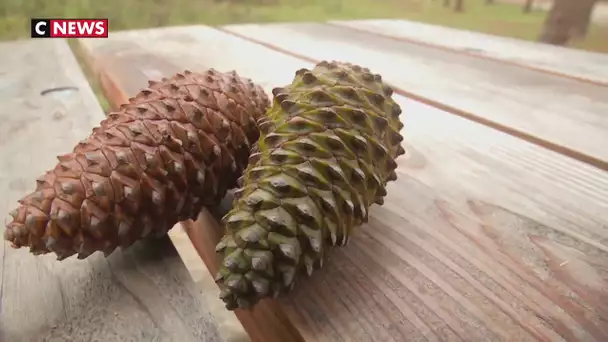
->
xmin=0 ymin=0 xmax=606 ymax=52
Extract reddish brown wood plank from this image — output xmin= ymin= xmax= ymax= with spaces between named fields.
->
xmin=80 ymin=26 xmax=608 ymax=342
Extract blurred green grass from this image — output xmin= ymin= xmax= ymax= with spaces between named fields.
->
xmin=1 ymin=0 xmax=606 ymax=110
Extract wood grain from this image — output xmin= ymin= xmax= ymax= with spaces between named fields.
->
xmin=220 ymin=23 xmax=608 ymax=170
xmin=77 ymin=34 xmax=304 ymax=342
xmin=0 ymin=39 xmax=225 ymax=342
xmin=330 ymin=19 xmax=608 ymax=86
xmin=80 ymin=25 xmax=608 ymax=342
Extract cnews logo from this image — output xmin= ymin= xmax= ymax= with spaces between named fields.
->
xmin=31 ymin=19 xmax=108 ymax=38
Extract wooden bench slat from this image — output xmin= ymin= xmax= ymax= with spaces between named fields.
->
xmin=80 ymin=26 xmax=608 ymax=342
xmin=0 ymin=39 xmax=226 ymax=342
xmin=331 ymin=19 xmax=608 ymax=86
xmin=221 ymin=23 xmax=608 ymax=170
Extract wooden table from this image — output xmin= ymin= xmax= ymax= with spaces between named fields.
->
xmin=2 ymin=19 xmax=607 ymax=342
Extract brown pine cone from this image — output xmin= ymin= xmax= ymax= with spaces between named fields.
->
xmin=4 ymin=69 xmax=269 ymax=260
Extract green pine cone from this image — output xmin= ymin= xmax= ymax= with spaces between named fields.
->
xmin=214 ymin=61 xmax=405 ymax=310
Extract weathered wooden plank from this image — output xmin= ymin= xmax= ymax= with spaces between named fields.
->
xmin=330 ymin=19 xmax=608 ymax=86
xmin=77 ymin=33 xmax=302 ymax=342
xmin=80 ymin=25 xmax=608 ymax=342
xmin=0 ymin=39 xmax=226 ymax=342
xmin=220 ymin=23 xmax=608 ymax=170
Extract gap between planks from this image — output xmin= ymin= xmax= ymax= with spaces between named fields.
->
xmin=216 ymin=25 xmax=608 ymax=173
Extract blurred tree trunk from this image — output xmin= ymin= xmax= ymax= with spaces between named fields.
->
xmin=454 ymin=0 xmax=464 ymax=12
xmin=523 ymin=0 xmax=534 ymax=13
xmin=538 ymin=0 xmax=598 ymax=45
